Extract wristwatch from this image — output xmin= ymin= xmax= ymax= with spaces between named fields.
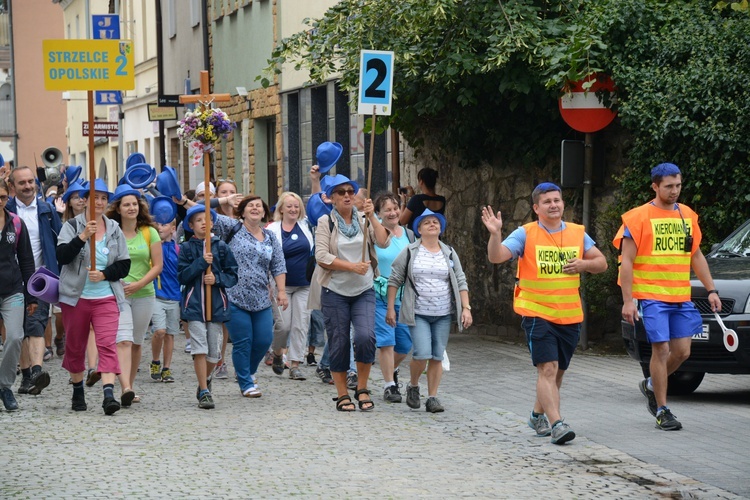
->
xmin=462 ymin=304 xmax=472 ymax=310
xmin=707 ymin=290 xmax=719 ymax=296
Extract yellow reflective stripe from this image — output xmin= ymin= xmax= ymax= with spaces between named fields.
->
xmin=632 ymin=269 xmax=690 ymax=281
xmin=518 ymin=278 xmax=579 ymax=290
xmin=517 ymin=290 xmax=580 ymax=304
xmin=634 ymin=255 xmax=691 ymax=265
xmin=632 ymin=283 xmax=691 ymax=296
xmin=515 ymin=299 xmax=582 ymax=319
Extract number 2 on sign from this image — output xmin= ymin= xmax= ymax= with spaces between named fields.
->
xmin=115 ymin=54 xmax=127 ymax=76
xmin=364 ymin=59 xmax=387 ymax=99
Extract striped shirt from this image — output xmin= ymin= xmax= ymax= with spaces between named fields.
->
xmin=413 ymin=245 xmax=452 ymax=316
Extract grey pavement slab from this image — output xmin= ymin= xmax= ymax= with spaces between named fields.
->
xmin=0 ymin=332 xmax=746 ymax=499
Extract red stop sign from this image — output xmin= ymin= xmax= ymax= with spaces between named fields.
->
xmin=559 ymin=73 xmax=617 ymax=133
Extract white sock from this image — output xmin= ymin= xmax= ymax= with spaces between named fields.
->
xmin=384 ymin=381 xmax=395 ymax=390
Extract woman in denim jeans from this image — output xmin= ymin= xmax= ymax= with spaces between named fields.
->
xmin=386 ymin=209 xmax=472 ymax=413
xmin=307 ymin=174 xmax=388 ymax=411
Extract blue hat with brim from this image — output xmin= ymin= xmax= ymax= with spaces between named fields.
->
xmin=126 ymin=152 xmax=147 ymax=169
xmin=316 ymin=142 xmax=343 ymax=174
xmin=62 ymin=180 xmax=88 ymax=203
xmin=150 ymin=196 xmax=177 ymax=224
xmin=306 ymin=192 xmax=332 ymax=226
xmin=93 ymin=178 xmax=113 ymax=202
xmin=413 ymin=209 xmax=446 ymax=238
xmin=183 ymin=204 xmax=217 ymax=232
xmin=323 ymin=174 xmax=360 ymax=199
xmin=64 ymin=165 xmax=82 ymax=185
xmin=111 ymin=184 xmax=142 ymax=204
xmin=122 ymin=163 xmax=157 ymax=189
xmin=155 ymin=166 xmax=182 ymax=201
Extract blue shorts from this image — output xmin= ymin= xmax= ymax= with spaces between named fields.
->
xmin=640 ymin=300 xmax=701 ymax=343
xmin=521 ymin=317 xmax=579 ymax=370
xmin=374 ymin=297 xmax=412 ymax=354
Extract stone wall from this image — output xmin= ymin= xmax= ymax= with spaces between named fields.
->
xmin=402 ymin=125 xmax=631 ymax=341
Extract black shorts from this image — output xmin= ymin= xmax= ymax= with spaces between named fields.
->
xmin=521 ymin=316 xmax=580 ymax=370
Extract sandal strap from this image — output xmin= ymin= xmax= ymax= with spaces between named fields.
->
xmin=332 ymin=394 xmax=352 ymax=402
xmin=353 ymin=389 xmax=371 ymax=400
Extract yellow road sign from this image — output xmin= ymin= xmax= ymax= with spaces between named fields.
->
xmin=43 ymin=39 xmax=135 ymax=91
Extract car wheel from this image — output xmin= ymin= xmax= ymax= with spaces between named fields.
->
xmin=639 ymin=365 xmax=705 ymax=395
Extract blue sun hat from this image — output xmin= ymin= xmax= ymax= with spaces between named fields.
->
xmin=316 ymin=141 xmax=343 ymax=174
xmin=150 ymin=196 xmax=177 ymax=224
xmin=155 ymin=165 xmax=182 ymax=200
xmin=651 ymin=162 xmax=681 ymax=181
xmin=92 ymin=178 xmax=114 ymax=202
xmin=183 ymin=204 xmax=217 ymax=232
xmin=122 ymin=163 xmax=157 ymax=189
xmin=64 ymin=165 xmax=83 ymax=185
xmin=413 ymin=208 xmax=446 ymax=238
xmin=61 ymin=180 xmax=88 ymax=203
xmin=111 ymin=184 xmax=142 ymax=204
xmin=306 ymin=192 xmax=332 ymax=226
xmin=323 ymin=174 xmax=360 ymax=199
xmin=126 ymin=152 xmax=147 ymax=169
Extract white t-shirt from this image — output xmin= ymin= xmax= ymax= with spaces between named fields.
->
xmin=413 ymin=245 xmax=451 ymax=316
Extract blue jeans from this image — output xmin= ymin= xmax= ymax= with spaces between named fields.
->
xmin=227 ymin=304 xmax=273 ymax=392
xmin=320 ymin=287 xmax=376 ymax=372
xmin=308 ymin=309 xmax=326 ymax=348
xmin=410 ymin=314 xmax=452 ymax=361
xmin=319 ymin=327 xmax=356 ymax=373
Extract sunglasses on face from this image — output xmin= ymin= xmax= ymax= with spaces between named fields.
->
xmin=333 ymin=188 xmax=356 ymax=196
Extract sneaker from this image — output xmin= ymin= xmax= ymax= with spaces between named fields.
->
xmin=161 ymin=368 xmax=175 ymax=383
xmin=393 ymin=367 xmax=399 ymax=387
xmin=264 ymin=350 xmax=273 ymax=366
xmin=528 ymin=412 xmax=552 ymax=437
xmin=198 ymin=392 xmax=215 ymax=409
xmin=316 ymin=367 xmax=334 ymax=385
xmin=425 ymin=396 xmax=445 ymax=413
xmin=28 ymin=370 xmax=51 ymax=395
xmin=184 ymin=340 xmax=192 ymax=353
xmin=43 ymin=347 xmax=54 ymax=362
xmin=639 ymin=379 xmax=658 ymax=417
xmin=550 ymin=420 xmax=576 ymax=445
xmin=0 ymin=341 xmax=3 ymax=352
xmin=272 ymin=354 xmax=285 ymax=375
xmin=102 ymin=396 xmax=121 ymax=415
xmin=655 ymin=408 xmax=682 ymax=431
xmin=214 ymin=363 xmax=229 ymax=380
xmin=306 ymin=352 xmax=317 ymax=366
xmin=17 ymin=377 xmax=31 ymax=395
xmin=0 ymin=387 xmax=19 ymax=411
xmin=383 ymin=385 xmax=402 ymax=403
xmin=195 ymin=377 xmax=213 ymax=400
xmin=54 ymin=336 xmax=65 ymax=356
xmin=150 ymin=361 xmax=162 ymax=381
xmin=242 ymin=385 xmax=262 ymax=398
xmin=71 ymin=392 xmax=87 ymax=412
xmin=346 ymin=372 xmax=358 ymax=390
xmin=289 ymin=367 xmax=306 ymax=380
xmin=85 ymin=368 xmax=101 ymax=387
xmin=406 ymin=383 xmax=421 ymax=409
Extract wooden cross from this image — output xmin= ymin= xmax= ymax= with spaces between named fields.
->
xmin=179 ymin=70 xmax=231 ymax=320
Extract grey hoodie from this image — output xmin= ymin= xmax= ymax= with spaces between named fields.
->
xmin=56 ymin=213 xmax=130 ymax=309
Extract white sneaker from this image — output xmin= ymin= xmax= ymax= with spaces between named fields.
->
xmin=242 ymin=385 xmax=262 ymax=398
xmin=184 ymin=340 xmax=191 ymax=353
xmin=214 ymin=363 xmax=229 ymax=379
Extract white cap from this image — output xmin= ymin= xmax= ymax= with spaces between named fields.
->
xmin=195 ymin=181 xmax=216 ymax=196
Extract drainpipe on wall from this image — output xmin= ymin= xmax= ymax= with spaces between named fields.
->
xmin=201 ymin=0 xmax=209 ymax=72
xmin=155 ymin=0 xmax=166 ymax=169
xmin=8 ymin=0 xmax=18 ymax=165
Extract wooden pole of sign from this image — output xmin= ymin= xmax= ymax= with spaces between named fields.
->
xmin=179 ymin=71 xmax=231 ymax=321
xmin=87 ymin=91 xmax=97 ymax=270
xmin=362 ymin=106 xmax=377 ymax=261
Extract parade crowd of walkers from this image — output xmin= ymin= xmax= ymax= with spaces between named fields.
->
xmin=0 ymin=152 xmax=718 ymax=444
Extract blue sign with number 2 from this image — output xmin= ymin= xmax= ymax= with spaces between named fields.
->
xmin=358 ymin=50 xmax=394 ymax=116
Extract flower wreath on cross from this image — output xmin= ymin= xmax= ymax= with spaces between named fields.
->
xmin=177 ymin=106 xmax=235 ymax=168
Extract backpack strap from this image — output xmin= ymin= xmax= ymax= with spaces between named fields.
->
xmin=224 ymin=221 xmax=243 ymax=244
xmin=140 ymin=226 xmax=151 ymax=248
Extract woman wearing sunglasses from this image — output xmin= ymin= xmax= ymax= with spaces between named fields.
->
xmin=308 ymin=174 xmax=389 ymax=411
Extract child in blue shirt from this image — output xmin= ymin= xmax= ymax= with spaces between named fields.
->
xmin=150 ymin=217 xmax=182 ymax=383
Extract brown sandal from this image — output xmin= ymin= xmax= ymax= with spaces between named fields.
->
xmin=354 ymin=389 xmax=375 ymax=412
xmin=333 ymin=394 xmax=355 ymax=412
